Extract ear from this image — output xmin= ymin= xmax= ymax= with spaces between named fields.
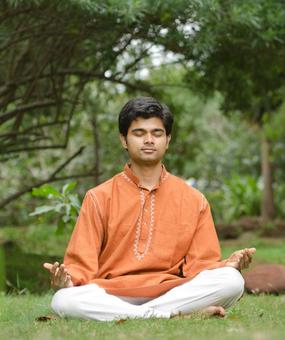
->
xmin=119 ymin=134 xmax=128 ymax=149
xmin=166 ymin=134 xmax=171 ymax=149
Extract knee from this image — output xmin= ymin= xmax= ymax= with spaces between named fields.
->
xmin=219 ymin=267 xmax=245 ymax=299
xmin=51 ymin=288 xmax=78 ymax=317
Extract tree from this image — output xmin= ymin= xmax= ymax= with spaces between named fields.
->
xmin=0 ymin=0 xmax=191 ymax=157
xmin=172 ymin=0 xmax=285 ymax=221
xmin=0 ymin=0 xmax=190 ymax=209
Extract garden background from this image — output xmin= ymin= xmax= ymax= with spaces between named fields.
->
xmin=1 ymin=0 xmax=285 ymax=339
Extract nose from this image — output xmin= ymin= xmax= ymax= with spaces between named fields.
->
xmin=144 ymin=133 xmax=154 ymax=144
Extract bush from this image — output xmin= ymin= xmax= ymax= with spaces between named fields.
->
xmin=206 ymin=174 xmax=261 ymax=223
xmin=30 ymin=182 xmax=80 ymax=234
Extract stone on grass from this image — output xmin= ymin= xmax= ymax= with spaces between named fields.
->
xmin=243 ymin=264 xmax=285 ymax=294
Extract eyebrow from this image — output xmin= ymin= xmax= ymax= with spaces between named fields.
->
xmin=131 ymin=128 xmax=165 ymax=133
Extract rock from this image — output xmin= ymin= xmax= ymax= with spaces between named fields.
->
xmin=243 ymin=264 xmax=285 ymax=294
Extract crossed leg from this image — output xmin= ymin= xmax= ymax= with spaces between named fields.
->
xmin=142 ymin=267 xmax=244 ymax=317
xmin=51 ymin=267 xmax=244 ymax=321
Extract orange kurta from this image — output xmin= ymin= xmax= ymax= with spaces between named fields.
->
xmin=64 ymin=164 xmax=226 ymax=297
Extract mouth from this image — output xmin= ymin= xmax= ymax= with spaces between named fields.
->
xmin=141 ymin=148 xmax=156 ymax=153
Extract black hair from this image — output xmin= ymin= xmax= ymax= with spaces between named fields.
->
xmin=118 ymin=97 xmax=173 ymax=136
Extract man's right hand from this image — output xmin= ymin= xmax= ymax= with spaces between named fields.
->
xmin=43 ymin=262 xmax=74 ymax=290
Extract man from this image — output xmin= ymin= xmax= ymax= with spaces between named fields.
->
xmin=44 ymin=97 xmax=256 ymax=321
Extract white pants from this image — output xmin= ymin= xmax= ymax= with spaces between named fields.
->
xmin=51 ymin=267 xmax=244 ymax=321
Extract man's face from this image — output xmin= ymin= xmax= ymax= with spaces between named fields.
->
xmin=120 ymin=117 xmax=171 ymax=166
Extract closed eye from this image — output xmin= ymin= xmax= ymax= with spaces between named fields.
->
xmin=152 ymin=130 xmax=164 ymax=137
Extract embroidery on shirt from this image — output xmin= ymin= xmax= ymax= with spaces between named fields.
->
xmin=134 ymin=190 xmax=155 ymax=261
xmin=161 ymin=172 xmax=169 ymax=183
xmin=121 ymin=168 xmax=167 ymax=261
xmin=89 ymin=191 xmax=104 ymax=226
xmin=121 ymin=169 xmax=169 ymax=186
xmin=199 ymin=193 xmax=207 ymax=213
xmin=121 ymin=172 xmax=135 ymax=185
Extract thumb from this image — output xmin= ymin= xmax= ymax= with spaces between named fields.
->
xmin=248 ymin=248 xmax=256 ymax=254
xmin=43 ymin=262 xmax=53 ymax=270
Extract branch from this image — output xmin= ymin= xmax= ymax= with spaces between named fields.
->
xmin=50 ymin=146 xmax=85 ymax=179
xmin=0 ymin=144 xmax=67 ymax=154
xmin=0 ymin=120 xmax=68 ymax=138
xmin=0 ymin=146 xmax=88 ymax=208
xmin=0 ymin=100 xmax=56 ymax=125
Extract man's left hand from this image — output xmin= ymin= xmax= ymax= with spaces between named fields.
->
xmin=225 ymin=248 xmax=256 ymax=271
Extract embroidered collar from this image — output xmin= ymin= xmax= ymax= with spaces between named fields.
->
xmin=122 ymin=163 xmax=168 ymax=190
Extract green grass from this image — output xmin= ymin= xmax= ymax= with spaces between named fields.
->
xmin=0 ymin=293 xmax=285 ymax=340
xmin=0 ymin=232 xmax=285 ymax=339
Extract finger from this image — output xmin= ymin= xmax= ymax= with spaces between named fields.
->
xmin=57 ymin=264 xmax=65 ymax=276
xmin=245 ymin=249 xmax=253 ymax=262
xmin=242 ymin=253 xmax=250 ymax=268
xmin=58 ymin=266 xmax=67 ymax=283
xmin=247 ymin=248 xmax=256 ymax=254
xmin=63 ymin=271 xmax=70 ymax=285
xmin=245 ymin=249 xmax=255 ymax=263
xmin=237 ymin=252 xmax=245 ymax=268
xmin=43 ymin=263 xmax=53 ymax=271
xmin=51 ymin=262 xmax=59 ymax=275
xmin=64 ymin=274 xmax=73 ymax=288
xmin=229 ymin=250 xmax=242 ymax=260
xmin=239 ymin=255 xmax=246 ymax=270
xmin=241 ymin=249 xmax=253 ymax=269
xmin=53 ymin=265 xmax=63 ymax=284
xmin=51 ymin=264 xmax=62 ymax=287
xmin=56 ymin=265 xmax=68 ymax=286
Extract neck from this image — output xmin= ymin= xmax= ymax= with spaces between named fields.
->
xmin=130 ymin=161 xmax=162 ymax=190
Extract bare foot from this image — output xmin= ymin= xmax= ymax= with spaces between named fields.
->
xmin=201 ymin=306 xmax=226 ymax=317
xmin=171 ymin=306 xmax=226 ymax=319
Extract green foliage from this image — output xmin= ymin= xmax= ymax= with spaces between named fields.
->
xmin=6 ymin=273 xmax=29 ymax=296
xmin=208 ymin=174 xmax=261 ymax=223
xmin=1 ymin=0 xmax=285 ymax=225
xmin=183 ymin=0 xmax=285 ymax=118
xmin=275 ymin=182 xmax=285 ymax=218
xmin=0 ymin=246 xmax=5 ymax=292
xmin=30 ymin=183 xmax=80 ymax=234
xmin=264 ymin=108 xmax=285 ymax=142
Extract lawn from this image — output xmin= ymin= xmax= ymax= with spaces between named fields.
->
xmin=1 ymin=227 xmax=285 ymax=339
xmin=1 ymin=293 xmax=285 ymax=340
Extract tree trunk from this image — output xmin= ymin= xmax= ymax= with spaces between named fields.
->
xmin=260 ymin=132 xmax=275 ymax=222
xmin=91 ymin=113 xmax=100 ymax=186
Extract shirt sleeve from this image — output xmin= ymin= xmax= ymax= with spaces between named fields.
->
xmin=64 ymin=191 xmax=104 ymax=285
xmin=182 ymin=194 xmax=226 ymax=279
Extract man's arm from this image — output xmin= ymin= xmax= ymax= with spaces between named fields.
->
xmin=63 ymin=191 xmax=104 ymax=285
xmin=43 ymin=190 xmax=104 ymax=289
xmin=182 ymin=193 xmax=256 ymax=277
xmin=182 ymin=195 xmax=225 ymax=278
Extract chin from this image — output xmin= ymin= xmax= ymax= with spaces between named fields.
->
xmin=138 ymin=158 xmax=162 ymax=166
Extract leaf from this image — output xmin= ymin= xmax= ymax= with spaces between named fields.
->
xmin=62 ymin=214 xmax=70 ymax=223
xmin=62 ymin=182 xmax=77 ymax=195
xmin=35 ymin=315 xmax=57 ymax=322
xmin=69 ymin=194 xmax=81 ymax=211
xmin=32 ymin=184 xmax=62 ymax=198
xmin=54 ymin=203 xmax=65 ymax=213
xmin=29 ymin=205 xmax=55 ymax=216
